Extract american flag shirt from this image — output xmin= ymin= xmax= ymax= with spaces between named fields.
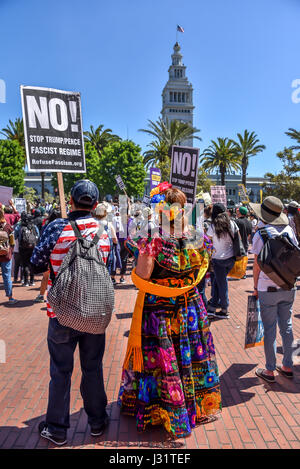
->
xmin=31 ymin=211 xmax=111 ymax=318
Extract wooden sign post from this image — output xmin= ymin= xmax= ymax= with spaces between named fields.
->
xmin=57 ymin=172 xmax=67 ymax=218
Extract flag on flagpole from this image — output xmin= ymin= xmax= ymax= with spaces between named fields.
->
xmin=177 ymin=25 xmax=184 ymax=33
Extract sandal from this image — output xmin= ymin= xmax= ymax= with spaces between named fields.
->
xmin=255 ymin=368 xmax=275 ymax=383
xmin=276 ymin=366 xmax=293 ymax=379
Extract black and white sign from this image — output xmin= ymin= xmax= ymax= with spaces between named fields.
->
xmin=142 ymin=194 xmax=151 ymax=205
xmin=115 ymin=175 xmax=125 ymax=191
xmin=14 ymin=198 xmax=27 ymax=214
xmin=170 ymin=146 xmax=199 ymax=204
xmin=21 ymin=86 xmax=86 ymax=173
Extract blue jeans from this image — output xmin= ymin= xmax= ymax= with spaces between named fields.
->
xmin=210 ymin=257 xmax=235 ymax=310
xmin=0 ymin=260 xmax=12 ymax=297
xmin=46 ymin=318 xmax=107 ymax=437
xmin=258 ymin=290 xmax=296 ymax=371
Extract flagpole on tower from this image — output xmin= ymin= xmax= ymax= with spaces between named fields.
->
xmin=176 ymin=24 xmax=184 ymax=43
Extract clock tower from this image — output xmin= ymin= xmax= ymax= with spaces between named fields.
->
xmin=161 ymin=42 xmax=195 ymax=147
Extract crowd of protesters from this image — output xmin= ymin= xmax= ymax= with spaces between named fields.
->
xmin=0 ymin=182 xmax=299 ymax=445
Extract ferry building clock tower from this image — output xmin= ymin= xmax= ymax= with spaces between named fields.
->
xmin=161 ymin=42 xmax=195 ymax=147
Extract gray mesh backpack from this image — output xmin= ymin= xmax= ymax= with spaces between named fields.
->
xmin=47 ymin=219 xmax=115 ymax=334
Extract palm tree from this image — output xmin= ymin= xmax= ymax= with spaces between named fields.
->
xmin=232 ymin=130 xmax=266 ymax=187
xmin=1 ymin=117 xmax=25 ymax=148
xmin=143 ymin=140 xmax=169 ymax=168
xmin=285 ymin=128 xmax=300 ymax=150
xmin=140 ymin=117 xmax=201 ymax=148
xmin=83 ymin=124 xmax=121 ymax=159
xmin=200 ymin=138 xmax=241 ymax=186
xmin=139 ymin=117 xmax=201 ymax=180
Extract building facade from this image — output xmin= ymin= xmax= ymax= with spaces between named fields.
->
xmin=24 ymin=172 xmax=54 ymax=196
xmin=161 ymin=42 xmax=195 ymax=147
xmin=208 ymin=173 xmax=274 ymax=206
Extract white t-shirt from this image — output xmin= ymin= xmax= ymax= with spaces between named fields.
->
xmin=207 ymin=220 xmax=239 ymax=260
xmin=252 ymin=223 xmax=299 ymax=291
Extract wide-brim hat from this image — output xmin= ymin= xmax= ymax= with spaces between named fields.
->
xmin=249 ymin=196 xmax=288 ymax=226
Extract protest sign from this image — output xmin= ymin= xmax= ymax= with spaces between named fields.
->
xmin=14 ymin=198 xmax=27 ymax=214
xmin=20 ymin=86 xmax=85 ymax=173
xmin=115 ymin=175 xmax=125 ymax=191
xmin=196 ymin=191 xmax=211 ymax=206
xmin=245 ymin=296 xmax=264 ymax=349
xmin=210 ymin=186 xmax=227 ymax=206
xmin=150 ymin=167 xmax=161 ymax=191
xmin=170 ymin=146 xmax=199 ymax=204
xmin=142 ymin=194 xmax=151 ymax=205
xmin=0 ymin=186 xmax=13 ymax=205
xmin=238 ymin=184 xmax=250 ymax=204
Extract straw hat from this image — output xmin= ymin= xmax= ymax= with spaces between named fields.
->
xmin=249 ymin=196 xmax=288 ymax=226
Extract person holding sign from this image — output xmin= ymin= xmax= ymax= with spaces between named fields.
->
xmin=118 ymin=182 xmax=221 ymax=439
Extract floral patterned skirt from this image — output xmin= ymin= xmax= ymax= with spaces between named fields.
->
xmin=118 ymin=283 xmax=222 ymax=439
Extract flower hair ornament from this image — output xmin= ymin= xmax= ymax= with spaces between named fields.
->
xmin=150 ymin=181 xmax=184 ymax=222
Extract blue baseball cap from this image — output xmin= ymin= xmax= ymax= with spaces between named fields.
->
xmin=71 ymin=180 xmax=99 ymax=208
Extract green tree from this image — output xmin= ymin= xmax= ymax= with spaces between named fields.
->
xmin=23 ymin=186 xmax=38 ymax=205
xmin=196 ymin=167 xmax=214 ymax=194
xmin=0 ymin=140 xmax=25 ymax=195
xmin=285 ymin=128 xmax=300 ymax=151
xmin=1 ymin=117 xmax=47 ymax=198
xmin=1 ymin=117 xmax=25 ymax=149
xmin=83 ymin=124 xmax=121 ymax=160
xmin=140 ymin=117 xmax=201 ymax=180
xmin=232 ymin=130 xmax=266 ymax=187
xmin=200 ymin=138 xmax=241 ymax=186
xmin=140 ymin=117 xmax=201 ymax=147
xmin=99 ymin=140 xmax=146 ymax=198
xmin=51 ymin=142 xmax=102 ymax=194
xmin=262 ymin=148 xmax=300 ymax=202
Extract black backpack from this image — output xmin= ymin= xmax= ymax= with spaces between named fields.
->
xmin=19 ymin=224 xmax=38 ymax=249
xmin=257 ymin=227 xmax=300 ymax=290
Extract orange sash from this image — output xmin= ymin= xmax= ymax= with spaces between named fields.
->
xmin=122 ymin=257 xmax=208 ymax=372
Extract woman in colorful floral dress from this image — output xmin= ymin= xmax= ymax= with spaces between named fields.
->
xmin=118 ymin=183 xmax=221 ymax=439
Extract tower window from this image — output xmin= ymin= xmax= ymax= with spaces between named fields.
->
xmin=170 ymin=92 xmax=173 ymax=102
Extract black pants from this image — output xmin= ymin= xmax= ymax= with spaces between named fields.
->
xmin=46 ymin=318 xmax=107 ymax=437
xmin=13 ymin=252 xmax=23 ymax=281
xmin=119 ymin=240 xmax=129 ymax=275
xmin=19 ymin=248 xmax=34 ymax=284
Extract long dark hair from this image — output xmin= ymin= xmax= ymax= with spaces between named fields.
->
xmin=212 ymin=212 xmax=232 ymax=239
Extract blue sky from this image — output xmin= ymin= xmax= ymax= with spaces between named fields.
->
xmin=0 ymin=0 xmax=299 ymax=177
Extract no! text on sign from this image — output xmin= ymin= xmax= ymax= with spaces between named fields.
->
xmin=170 ymin=145 xmax=199 ymax=204
xmin=20 ymin=86 xmax=86 ymax=173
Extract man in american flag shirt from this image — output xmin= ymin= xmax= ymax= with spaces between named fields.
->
xmin=31 ymin=179 xmax=111 ymax=446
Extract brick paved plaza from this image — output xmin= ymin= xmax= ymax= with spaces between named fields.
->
xmin=0 ymin=255 xmax=299 ymax=450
